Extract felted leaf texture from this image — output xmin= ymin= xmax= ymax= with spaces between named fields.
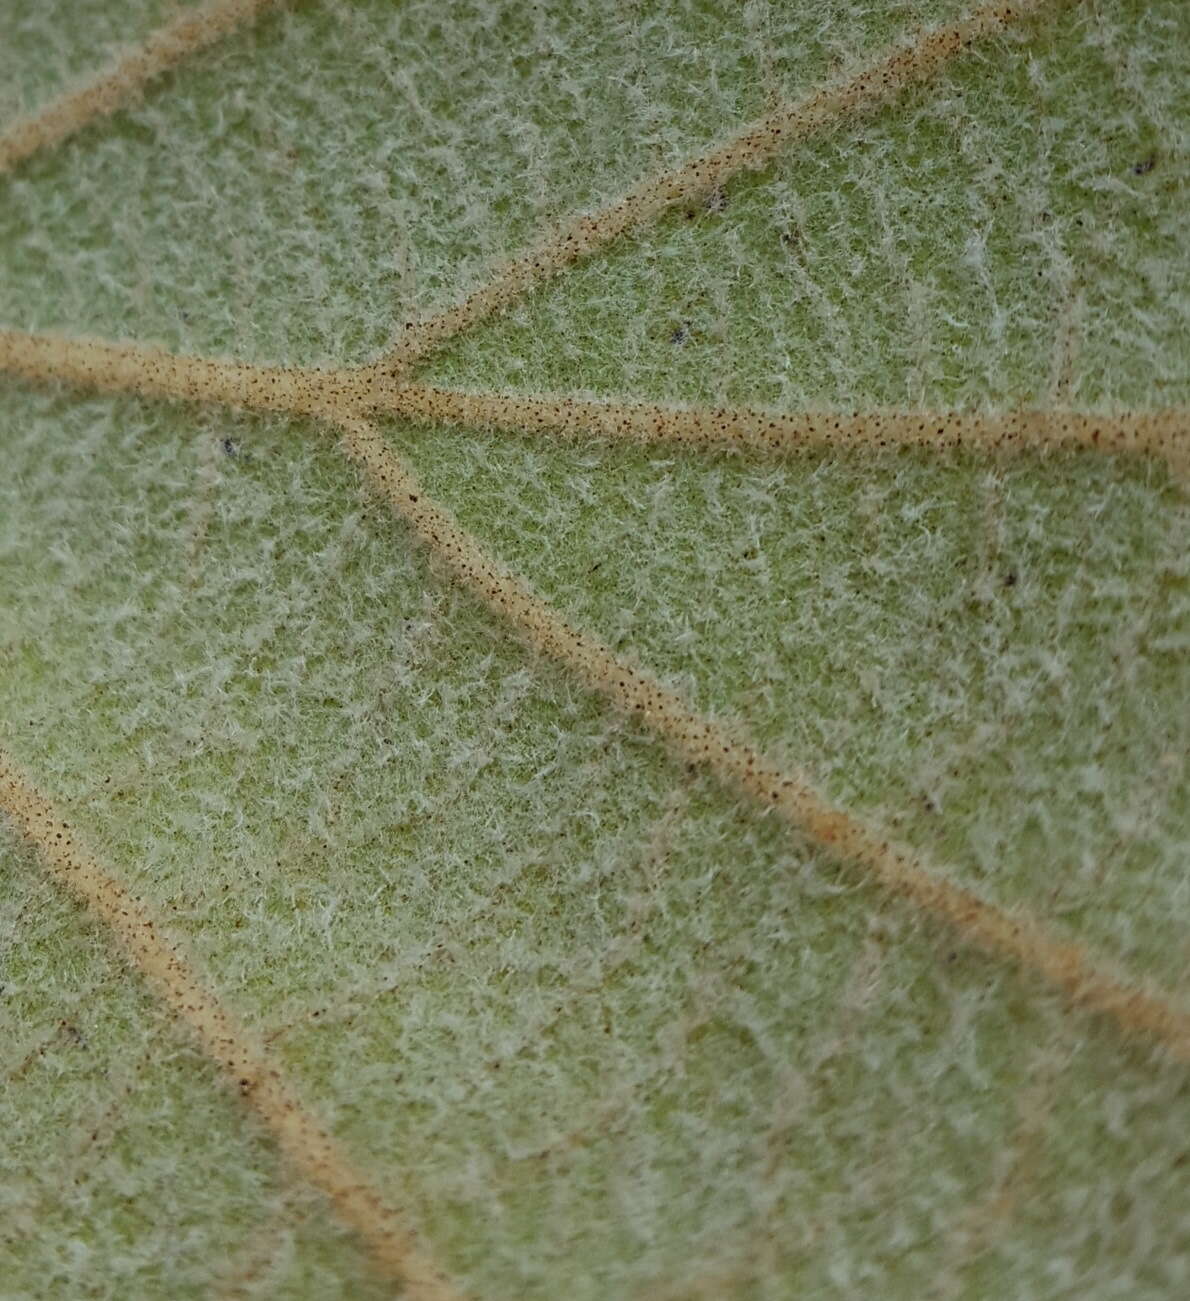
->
xmin=1 ymin=1 xmax=1188 ymax=1297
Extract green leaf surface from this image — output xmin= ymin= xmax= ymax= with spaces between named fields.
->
xmin=1 ymin=0 xmax=1188 ymax=1296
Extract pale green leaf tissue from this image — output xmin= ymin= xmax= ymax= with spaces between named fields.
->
xmin=1 ymin=0 xmax=1188 ymax=1297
